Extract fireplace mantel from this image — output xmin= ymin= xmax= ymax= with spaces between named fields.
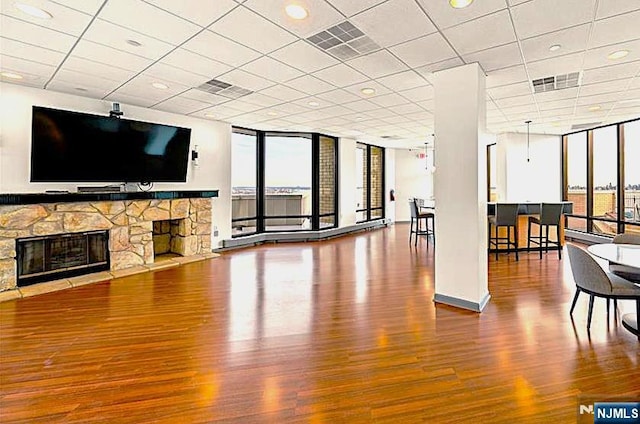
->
xmin=0 ymin=190 xmax=219 ymax=205
xmin=0 ymin=190 xmax=219 ymax=295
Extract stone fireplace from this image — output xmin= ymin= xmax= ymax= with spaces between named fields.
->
xmin=0 ymin=195 xmax=214 ymax=293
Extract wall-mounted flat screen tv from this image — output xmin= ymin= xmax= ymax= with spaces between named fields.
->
xmin=31 ymin=106 xmax=191 ymax=183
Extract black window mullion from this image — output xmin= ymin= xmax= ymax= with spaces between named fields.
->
xmin=366 ymin=145 xmax=372 ymax=221
xmin=256 ymin=130 xmax=265 ymax=233
xmin=618 ymin=123 xmax=625 ymax=234
xmin=587 ymin=130 xmax=594 ymax=233
xmin=312 ymin=133 xmax=320 ymax=231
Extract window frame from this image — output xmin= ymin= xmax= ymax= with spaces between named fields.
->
xmin=356 ymin=142 xmax=385 ymax=223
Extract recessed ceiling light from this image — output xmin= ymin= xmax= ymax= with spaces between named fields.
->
xmin=285 ymin=4 xmax=308 ymax=20
xmin=449 ymin=0 xmax=473 ymax=8
xmin=14 ymin=2 xmax=52 ymax=19
xmin=0 ymin=71 xmax=23 ymax=80
xmin=204 ymin=113 xmax=215 ymax=118
xmin=355 ymin=116 xmax=364 ymax=121
xmin=308 ymin=101 xmax=319 ymax=107
xmin=588 ymin=105 xmax=602 ymax=112
xmin=151 ymin=82 xmax=168 ymax=89
xmin=361 ymin=87 xmax=376 ymax=95
xmin=126 ymin=39 xmax=142 ymax=47
xmin=607 ymin=50 xmax=629 ymax=60
xmin=75 ymin=87 xmax=88 ymax=92
xmin=549 ymin=44 xmax=561 ymax=52
xmin=267 ymin=111 xmax=279 ymax=116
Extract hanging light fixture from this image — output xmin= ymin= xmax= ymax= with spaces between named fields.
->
xmin=525 ymin=120 xmax=532 ymax=162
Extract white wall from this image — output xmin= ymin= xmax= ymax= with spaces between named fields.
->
xmin=496 ymin=132 xmax=562 ymax=202
xmin=393 ymin=147 xmax=433 ymax=222
xmin=0 ymin=83 xmax=232 ymax=246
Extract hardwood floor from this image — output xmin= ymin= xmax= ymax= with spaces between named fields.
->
xmin=1 ymin=224 xmax=638 ymax=423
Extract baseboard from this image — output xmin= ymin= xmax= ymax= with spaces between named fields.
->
xmin=433 ymin=292 xmax=491 ymax=313
xmin=217 ymin=219 xmax=389 ymax=251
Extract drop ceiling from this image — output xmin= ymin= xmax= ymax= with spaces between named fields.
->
xmin=1 ymin=0 xmax=639 ymax=145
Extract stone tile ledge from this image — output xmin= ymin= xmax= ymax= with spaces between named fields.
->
xmin=0 ymin=253 xmax=221 ymax=303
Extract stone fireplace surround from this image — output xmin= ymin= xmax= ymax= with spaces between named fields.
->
xmin=0 ymin=191 xmax=218 ymax=300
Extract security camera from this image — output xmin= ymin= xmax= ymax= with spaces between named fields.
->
xmin=109 ymin=102 xmax=123 ymax=118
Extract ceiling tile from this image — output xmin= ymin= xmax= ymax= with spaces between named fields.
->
xmin=582 ymin=61 xmax=640 ymax=85
xmin=579 ymin=79 xmax=631 ymax=97
xmin=240 ymin=92 xmax=282 ymax=107
xmin=316 ymin=89 xmax=362 ymax=104
xmin=117 ymin=74 xmax=190 ymax=103
xmin=144 ymin=0 xmax=237 ymax=27
xmin=242 ymin=0 xmax=344 ymax=38
xmin=154 ymin=95 xmax=215 ymax=114
xmin=397 ymin=85 xmax=434 ymax=102
xmin=61 ymin=56 xmax=136 ymax=82
xmin=144 ymin=63 xmax=210 ymax=87
xmin=182 ymin=89 xmax=231 ymax=105
xmin=416 ymin=0 xmax=506 ymax=29
xmin=98 ymin=0 xmax=201 ymax=45
xmin=161 ymin=48 xmax=232 ymax=79
xmin=415 ymin=57 xmax=465 ymax=79
xmin=347 ymin=50 xmax=408 ymax=79
xmin=520 ymin=24 xmax=590 ymax=63
xmin=537 ymin=98 xmax=576 ymax=110
xmin=285 ymin=75 xmax=335 ymax=95
xmin=313 ymin=63 xmax=369 ymax=87
xmin=596 ymin=0 xmax=640 ymax=20
xmin=0 ymin=15 xmax=76 ymax=53
xmin=325 ymin=0 xmax=386 ymax=17
xmin=210 ymin=6 xmax=297 ymax=54
xmin=510 ymin=0 xmax=596 ymax=40
xmin=582 ymin=39 xmax=640 ymax=69
xmin=218 ymin=69 xmax=275 ymax=91
xmin=368 ymin=93 xmax=409 ymax=107
xmin=443 ymin=10 xmax=516 ymax=55
xmin=52 ymin=0 xmax=104 ymax=14
xmin=83 ymin=19 xmax=174 ymax=61
xmin=495 ymin=93 xmax=536 ymax=108
xmin=533 ymin=87 xmax=579 ymax=103
xmin=463 ymin=42 xmax=522 ymax=72
xmin=194 ymin=104 xmax=244 ymax=120
xmin=46 ymin=80 xmax=111 ymax=99
xmin=50 ymin=68 xmax=121 ymax=92
xmin=589 ymin=10 xmax=640 ymax=48
xmin=389 ymin=32 xmax=458 ymax=68
xmin=218 ymin=99 xmax=263 ymax=113
xmin=486 ymin=65 xmax=529 ymax=88
xmin=342 ymin=80 xmax=392 ymax=99
xmin=488 ymin=82 xmax=532 ymax=99
xmin=259 ymin=84 xmax=307 ymax=102
xmin=0 ymin=37 xmax=65 ymax=67
xmin=0 ymin=0 xmax=93 ymax=36
xmin=376 ymin=70 xmax=429 ymax=92
xmin=0 ymin=55 xmax=56 ymax=79
xmin=350 ymin=0 xmax=436 ymax=48
xmin=182 ymin=29 xmax=261 ymax=67
xmin=342 ymin=99 xmax=381 ymax=112
xmin=576 ymin=92 xmax=624 ymax=106
xmin=526 ymin=52 xmax=585 ymax=80
xmin=241 ymin=56 xmax=304 ymax=83
xmin=269 ymin=40 xmax=339 ymax=74
xmin=104 ymin=92 xmax=157 ymax=108
xmin=70 ymin=40 xmax=152 ymax=73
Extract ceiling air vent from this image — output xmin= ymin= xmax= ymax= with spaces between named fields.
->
xmin=531 ymin=72 xmax=581 ymax=93
xmin=307 ymin=21 xmax=380 ymax=60
xmin=195 ymin=78 xmax=253 ymax=99
xmin=571 ymin=122 xmax=602 ymax=131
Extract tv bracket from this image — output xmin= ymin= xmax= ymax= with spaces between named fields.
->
xmin=109 ymin=102 xmax=123 ymax=118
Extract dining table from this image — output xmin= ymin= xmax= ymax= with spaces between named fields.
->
xmin=587 ymin=243 xmax=640 ymax=338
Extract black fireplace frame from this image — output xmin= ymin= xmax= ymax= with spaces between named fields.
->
xmin=16 ymin=230 xmax=110 ymax=287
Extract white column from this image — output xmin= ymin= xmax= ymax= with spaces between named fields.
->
xmin=433 ymin=63 xmax=489 ymax=312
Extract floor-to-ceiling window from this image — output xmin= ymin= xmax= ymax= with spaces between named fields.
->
xmin=231 ymin=128 xmax=258 ymax=236
xmin=231 ymin=128 xmax=338 ymax=236
xmin=562 ymin=118 xmax=640 ymax=236
xmin=356 ymin=142 xmax=385 ymax=223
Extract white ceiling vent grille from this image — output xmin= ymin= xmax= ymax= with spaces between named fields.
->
xmin=307 ymin=21 xmax=380 ymax=60
xmin=196 ymin=78 xmax=253 ymax=99
xmin=531 ymin=72 xmax=581 ymax=93
xmin=571 ymin=122 xmax=602 ymax=131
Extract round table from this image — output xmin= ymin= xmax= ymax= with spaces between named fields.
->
xmin=587 ymin=243 xmax=640 ymax=338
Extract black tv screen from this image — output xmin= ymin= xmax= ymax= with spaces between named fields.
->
xmin=31 ymin=106 xmax=191 ymax=183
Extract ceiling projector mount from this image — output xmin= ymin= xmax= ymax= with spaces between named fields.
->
xmin=109 ymin=102 xmax=123 ymax=118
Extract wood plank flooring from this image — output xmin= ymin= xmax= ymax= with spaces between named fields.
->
xmin=1 ymin=224 xmax=638 ymax=423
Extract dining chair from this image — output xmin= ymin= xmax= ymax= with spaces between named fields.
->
xmin=409 ymin=199 xmax=434 ymax=246
xmin=567 ymin=244 xmax=640 ymax=331
xmin=527 ymin=203 xmax=564 ymax=259
xmin=488 ymin=203 xmax=519 ymax=261
xmin=610 ymin=233 xmax=640 ymax=283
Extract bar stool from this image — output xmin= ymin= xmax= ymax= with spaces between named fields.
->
xmin=527 ymin=203 xmax=564 ymax=259
xmin=488 ymin=203 xmax=519 ymax=260
xmin=409 ymin=199 xmax=434 ymax=246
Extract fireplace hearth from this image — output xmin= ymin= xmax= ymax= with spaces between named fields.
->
xmin=16 ymin=231 xmax=109 ymax=287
